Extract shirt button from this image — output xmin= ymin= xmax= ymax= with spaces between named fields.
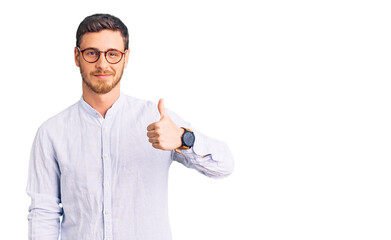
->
xmin=104 ymin=126 xmax=108 ymax=131
xmin=105 ymin=182 xmax=110 ymax=187
xmin=104 ymin=154 xmax=108 ymax=158
xmin=105 ymin=210 xmax=110 ymax=215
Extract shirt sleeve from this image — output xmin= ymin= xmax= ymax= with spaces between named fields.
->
xmin=26 ymin=124 xmax=63 ymax=240
xmin=167 ymin=109 xmax=234 ymax=178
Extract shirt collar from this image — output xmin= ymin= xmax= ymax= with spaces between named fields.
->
xmin=79 ymin=91 xmax=124 ymax=119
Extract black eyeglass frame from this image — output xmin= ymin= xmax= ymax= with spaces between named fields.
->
xmin=77 ymin=47 xmax=127 ymax=64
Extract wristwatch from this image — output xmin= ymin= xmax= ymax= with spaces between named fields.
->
xmin=175 ymin=127 xmax=195 ymax=153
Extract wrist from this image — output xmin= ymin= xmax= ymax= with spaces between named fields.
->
xmin=177 ymin=127 xmax=185 ymax=148
xmin=175 ymin=128 xmax=195 ymax=153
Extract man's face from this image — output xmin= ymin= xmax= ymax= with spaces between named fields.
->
xmin=74 ymin=30 xmax=129 ymax=94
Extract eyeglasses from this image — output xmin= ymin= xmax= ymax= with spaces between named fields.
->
xmin=77 ymin=47 xmax=126 ymax=64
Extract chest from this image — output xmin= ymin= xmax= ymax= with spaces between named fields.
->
xmin=54 ymin=122 xmax=172 ymax=184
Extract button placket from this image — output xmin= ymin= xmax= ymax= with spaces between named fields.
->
xmin=102 ymin=121 xmax=113 ymax=239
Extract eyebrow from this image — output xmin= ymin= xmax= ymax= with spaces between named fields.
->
xmin=81 ymin=47 xmax=124 ymax=52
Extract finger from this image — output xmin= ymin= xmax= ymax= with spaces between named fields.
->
xmin=147 ymin=123 xmax=156 ymax=131
xmin=158 ymin=98 xmax=167 ymax=119
xmin=152 ymin=142 xmax=162 ymax=149
xmin=148 ymin=137 xmax=159 ymax=144
xmin=147 ymin=130 xmax=159 ymax=138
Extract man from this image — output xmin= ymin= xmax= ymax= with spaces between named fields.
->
xmin=26 ymin=13 xmax=233 ymax=240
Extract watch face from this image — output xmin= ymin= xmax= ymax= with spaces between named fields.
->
xmin=183 ymin=131 xmax=195 ymax=147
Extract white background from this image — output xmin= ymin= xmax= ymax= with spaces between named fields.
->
xmin=1 ymin=0 xmax=391 ymax=239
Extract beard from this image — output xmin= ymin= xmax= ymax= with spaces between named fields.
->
xmin=81 ymin=66 xmax=124 ymax=95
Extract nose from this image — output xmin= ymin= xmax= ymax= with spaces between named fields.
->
xmin=95 ymin=52 xmax=109 ymax=70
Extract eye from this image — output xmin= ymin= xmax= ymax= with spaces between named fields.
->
xmin=107 ymin=50 xmax=120 ymax=57
xmin=84 ymin=50 xmax=98 ymax=56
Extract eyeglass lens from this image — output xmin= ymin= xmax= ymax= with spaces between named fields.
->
xmin=83 ymin=49 xmax=123 ymax=64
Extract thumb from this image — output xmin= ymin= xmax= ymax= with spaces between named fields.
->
xmin=158 ymin=98 xmax=167 ymax=119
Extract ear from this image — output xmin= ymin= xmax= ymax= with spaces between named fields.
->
xmin=74 ymin=47 xmax=80 ymax=67
xmin=124 ymin=49 xmax=130 ymax=69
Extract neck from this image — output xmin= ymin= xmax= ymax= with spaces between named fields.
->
xmin=82 ymin=82 xmax=121 ymax=118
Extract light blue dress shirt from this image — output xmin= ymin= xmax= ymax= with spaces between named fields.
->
xmin=26 ymin=92 xmax=234 ymax=240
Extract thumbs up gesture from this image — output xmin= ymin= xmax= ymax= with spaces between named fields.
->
xmin=147 ymin=99 xmax=185 ymax=150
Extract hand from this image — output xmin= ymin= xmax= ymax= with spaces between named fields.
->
xmin=147 ymin=99 xmax=184 ymax=150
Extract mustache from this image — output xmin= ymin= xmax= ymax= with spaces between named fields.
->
xmin=90 ymin=71 xmax=115 ymax=76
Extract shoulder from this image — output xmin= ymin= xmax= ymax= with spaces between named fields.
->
xmin=121 ymin=94 xmax=160 ymax=120
xmin=37 ymin=101 xmax=80 ymax=137
xmin=122 ymin=94 xmax=156 ymax=110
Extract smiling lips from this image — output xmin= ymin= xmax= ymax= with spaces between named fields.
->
xmin=92 ymin=71 xmax=114 ymax=79
xmin=94 ymin=74 xmax=111 ymax=79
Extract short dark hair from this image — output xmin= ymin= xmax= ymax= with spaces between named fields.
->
xmin=76 ymin=13 xmax=129 ymax=50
